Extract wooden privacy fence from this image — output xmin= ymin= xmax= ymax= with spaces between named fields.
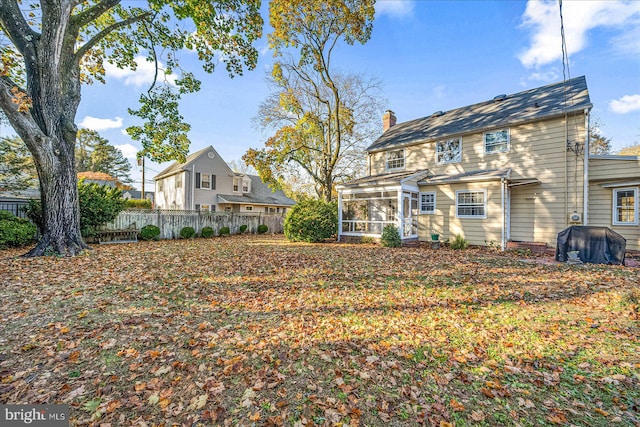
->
xmin=103 ymin=209 xmax=285 ymax=239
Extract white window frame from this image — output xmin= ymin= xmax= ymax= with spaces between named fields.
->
xmin=158 ymin=179 xmax=164 ymax=192
xmin=484 ymin=129 xmax=510 ymax=154
xmin=200 ymin=174 xmax=211 ymax=190
xmin=612 ymin=187 xmax=638 ymax=225
xmin=245 ymin=205 xmax=253 ymax=211
xmin=436 ymin=138 xmax=462 ymax=164
xmin=455 ymin=189 xmax=487 ymax=219
xmin=386 ymin=149 xmax=405 ymax=171
xmin=175 ymin=173 xmax=182 ymax=189
xmin=419 ymin=191 xmax=436 ymax=214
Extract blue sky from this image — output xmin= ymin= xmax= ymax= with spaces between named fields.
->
xmin=6 ymin=0 xmax=640 ymax=190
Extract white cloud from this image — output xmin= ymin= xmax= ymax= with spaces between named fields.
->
xmin=518 ymin=0 xmax=640 ymax=68
xmin=376 ymin=0 xmax=415 ymax=18
xmin=104 ymin=55 xmax=178 ymax=87
xmin=114 ymin=143 xmax=139 ymax=160
xmin=79 ymin=116 xmax=123 ymax=131
xmin=610 ymin=94 xmax=640 ymax=114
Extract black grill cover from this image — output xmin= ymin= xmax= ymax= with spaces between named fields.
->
xmin=555 ymin=226 xmax=626 ymax=265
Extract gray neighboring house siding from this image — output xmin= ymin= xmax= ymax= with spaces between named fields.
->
xmin=154 ymin=145 xmax=295 ymax=213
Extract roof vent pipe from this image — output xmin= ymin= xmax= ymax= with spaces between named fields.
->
xmin=493 ymin=94 xmax=507 ymax=102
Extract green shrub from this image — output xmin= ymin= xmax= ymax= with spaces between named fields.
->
xmin=219 ymin=226 xmax=230 ymax=236
xmin=23 ymin=200 xmax=44 ymax=232
xmin=283 ymin=200 xmax=337 ymax=243
xmin=380 ymin=224 xmax=401 ymax=248
xmin=140 ymin=224 xmax=160 ymax=241
xmin=26 ymin=181 xmax=127 ymax=237
xmin=450 ymin=234 xmax=469 ymax=250
xmin=239 ymin=224 xmax=248 ymax=234
xmin=124 ymin=199 xmax=152 ymax=209
xmin=78 ymin=180 xmax=126 ymax=237
xmin=201 ymin=226 xmax=214 ymax=238
xmin=0 ymin=211 xmax=37 ymax=248
xmin=179 ymin=226 xmax=196 ymax=239
xmin=257 ymin=224 xmax=269 ymax=234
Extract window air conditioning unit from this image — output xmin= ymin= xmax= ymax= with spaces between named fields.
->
xmin=568 ymin=212 xmax=582 ymax=224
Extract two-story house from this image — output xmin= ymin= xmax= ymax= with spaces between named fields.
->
xmin=337 ymin=76 xmax=640 ymax=250
xmin=154 ymin=146 xmax=295 ymax=213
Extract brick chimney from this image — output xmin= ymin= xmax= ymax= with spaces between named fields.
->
xmin=382 ymin=110 xmax=396 ymax=132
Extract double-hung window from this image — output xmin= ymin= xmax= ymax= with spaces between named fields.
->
xmin=436 ymin=138 xmax=461 ymax=164
xmin=613 ymin=188 xmax=638 ymax=225
xmin=386 ymin=149 xmax=405 ymax=170
xmin=456 ymin=190 xmax=487 ymax=218
xmin=175 ymin=174 xmax=182 ymax=189
xmin=201 ymin=174 xmax=211 ymax=189
xmin=420 ymin=192 xmax=436 ymax=214
xmin=484 ymin=129 xmax=510 ymax=154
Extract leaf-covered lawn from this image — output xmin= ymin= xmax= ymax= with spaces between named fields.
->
xmin=1 ymin=235 xmax=638 ymax=426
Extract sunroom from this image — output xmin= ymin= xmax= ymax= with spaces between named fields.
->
xmin=337 ymin=170 xmax=431 ymax=241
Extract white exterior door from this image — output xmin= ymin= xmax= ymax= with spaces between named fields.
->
xmin=402 ymin=191 xmax=418 ymax=238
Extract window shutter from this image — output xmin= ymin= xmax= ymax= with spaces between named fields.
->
xmin=195 ymin=173 xmax=200 ymax=189
xmin=212 ymin=175 xmax=216 ymax=190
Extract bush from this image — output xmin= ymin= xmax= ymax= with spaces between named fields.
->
xmin=239 ymin=224 xmax=248 ymax=234
xmin=201 ymin=226 xmax=214 ymax=238
xmin=283 ymin=200 xmax=337 ymax=243
xmin=257 ymin=224 xmax=269 ymax=234
xmin=0 ymin=211 xmax=37 ymax=248
xmin=124 ymin=199 xmax=152 ymax=209
xmin=140 ymin=224 xmax=160 ymax=241
xmin=78 ymin=180 xmax=126 ymax=237
xmin=380 ymin=224 xmax=401 ymax=248
xmin=450 ymin=234 xmax=469 ymax=250
xmin=219 ymin=226 xmax=230 ymax=236
xmin=25 ymin=181 xmax=126 ymax=237
xmin=179 ymin=226 xmax=196 ymax=239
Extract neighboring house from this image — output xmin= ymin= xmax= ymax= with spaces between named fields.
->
xmin=154 ymin=146 xmax=295 ymax=213
xmin=77 ymin=171 xmax=130 ymax=189
xmin=0 ymin=188 xmax=39 ymax=219
xmin=337 ymin=76 xmax=640 ymax=251
xmin=122 ymin=190 xmax=155 ymax=206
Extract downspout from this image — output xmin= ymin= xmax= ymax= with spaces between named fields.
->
xmin=583 ymin=108 xmax=590 ymax=225
xmin=501 ymin=177 xmax=506 ymax=251
xmin=564 ymin=116 xmax=568 ymax=227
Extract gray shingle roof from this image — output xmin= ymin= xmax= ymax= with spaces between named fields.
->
xmin=217 ymin=175 xmax=295 ymax=206
xmin=417 ymin=168 xmax=512 ymax=185
xmin=154 ymin=146 xmax=224 ymax=180
xmin=368 ymin=76 xmax=592 ymax=153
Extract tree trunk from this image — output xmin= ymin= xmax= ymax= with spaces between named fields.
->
xmin=24 ymin=136 xmax=88 ymax=257
xmin=0 ymin=1 xmax=89 ymax=256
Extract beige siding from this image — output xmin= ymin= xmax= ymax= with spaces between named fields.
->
xmin=417 ymin=181 xmax=503 ymax=246
xmin=589 ymin=157 xmax=640 ymax=181
xmin=588 ymin=184 xmax=640 ymax=251
xmin=509 ymin=186 xmax=536 ymax=242
xmin=373 ymin=115 xmax=587 ymax=247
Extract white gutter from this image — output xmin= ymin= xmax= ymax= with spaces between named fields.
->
xmin=583 ymin=108 xmax=590 ymax=225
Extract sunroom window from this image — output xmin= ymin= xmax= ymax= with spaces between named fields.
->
xmin=436 ymin=138 xmax=461 ymax=164
xmin=386 ymin=149 xmax=405 ymax=170
xmin=484 ymin=129 xmax=510 ymax=154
